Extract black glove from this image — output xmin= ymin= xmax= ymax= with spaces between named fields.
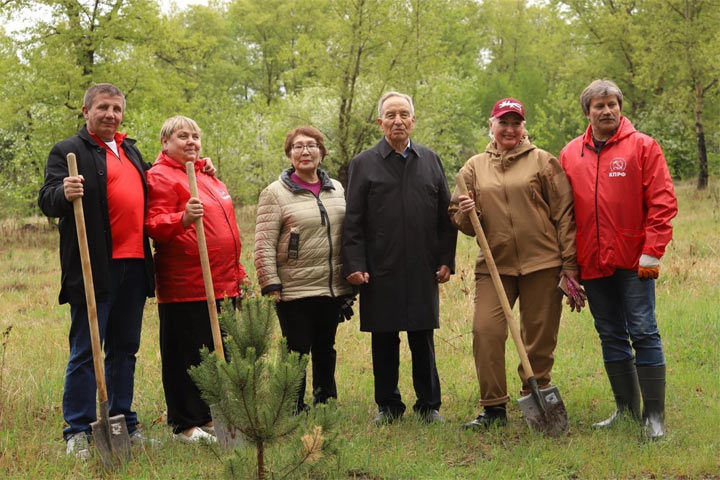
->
xmin=338 ymin=294 xmax=357 ymax=322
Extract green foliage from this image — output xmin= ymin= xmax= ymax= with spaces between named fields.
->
xmin=0 ymin=0 xmax=718 ymax=213
xmin=189 ymin=297 xmax=340 ymax=480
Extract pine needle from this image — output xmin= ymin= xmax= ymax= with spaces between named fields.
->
xmin=301 ymin=426 xmax=324 ymax=463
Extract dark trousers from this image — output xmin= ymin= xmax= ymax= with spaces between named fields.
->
xmin=63 ymin=259 xmax=147 ymax=440
xmin=159 ymin=300 xmax=229 ymax=434
xmin=276 ymin=297 xmax=341 ymax=411
xmin=371 ymin=329 xmax=441 ymax=416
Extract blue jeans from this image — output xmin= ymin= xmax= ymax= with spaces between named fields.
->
xmin=583 ymin=269 xmax=664 ymax=367
xmin=62 ymin=259 xmax=147 ymax=440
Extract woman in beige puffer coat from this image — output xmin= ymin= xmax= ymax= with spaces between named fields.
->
xmin=254 ymin=125 xmax=352 ymax=413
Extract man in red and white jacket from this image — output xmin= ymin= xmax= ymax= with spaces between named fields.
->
xmin=560 ymin=79 xmax=677 ymax=440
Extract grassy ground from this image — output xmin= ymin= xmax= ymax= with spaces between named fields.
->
xmin=0 ymin=181 xmax=718 ymax=479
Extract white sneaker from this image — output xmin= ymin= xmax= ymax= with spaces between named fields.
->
xmin=130 ymin=429 xmax=160 ymax=447
xmin=200 ymin=424 xmax=216 ymax=435
xmin=66 ymin=433 xmax=91 ymax=460
xmin=174 ymin=427 xmax=217 ymax=444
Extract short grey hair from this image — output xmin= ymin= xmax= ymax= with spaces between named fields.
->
xmin=377 ymin=91 xmax=415 ymax=117
xmin=580 ymin=79 xmax=623 ymax=115
xmin=83 ymin=83 xmax=126 ymax=111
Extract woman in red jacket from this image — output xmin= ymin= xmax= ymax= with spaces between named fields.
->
xmin=145 ymin=116 xmax=248 ymax=443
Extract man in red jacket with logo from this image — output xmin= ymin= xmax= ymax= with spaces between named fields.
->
xmin=560 ymin=79 xmax=677 ymax=440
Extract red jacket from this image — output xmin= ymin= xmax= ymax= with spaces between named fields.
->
xmin=560 ymin=117 xmax=677 ymax=280
xmin=145 ymin=152 xmax=246 ymax=303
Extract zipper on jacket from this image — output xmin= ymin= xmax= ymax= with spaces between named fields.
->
xmin=203 ymin=175 xmax=242 ymax=286
xmin=593 ymin=145 xmax=601 ymax=264
xmin=315 ymin=194 xmax=335 ymax=298
xmin=501 ymin=156 xmax=521 ymax=273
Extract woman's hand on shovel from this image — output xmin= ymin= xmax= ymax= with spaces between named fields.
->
xmin=182 ymin=197 xmax=204 ymax=227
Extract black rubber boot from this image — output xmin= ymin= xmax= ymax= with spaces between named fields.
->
xmin=637 ymin=365 xmax=666 ymax=440
xmin=462 ymin=404 xmax=507 ymax=430
xmin=593 ymin=359 xmax=641 ymax=428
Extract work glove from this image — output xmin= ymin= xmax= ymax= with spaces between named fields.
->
xmin=638 ymin=254 xmax=660 ymax=279
xmin=338 ymin=293 xmax=357 ymax=322
xmin=559 ymin=270 xmax=586 ymax=312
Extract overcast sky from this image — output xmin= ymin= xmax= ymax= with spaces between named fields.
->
xmin=2 ymin=0 xmax=210 ymax=39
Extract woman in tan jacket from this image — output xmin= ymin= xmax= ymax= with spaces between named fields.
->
xmin=254 ymin=126 xmax=353 ymax=413
xmin=448 ymin=98 xmax=581 ymax=429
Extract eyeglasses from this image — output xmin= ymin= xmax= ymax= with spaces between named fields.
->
xmin=292 ymin=144 xmax=320 ymax=153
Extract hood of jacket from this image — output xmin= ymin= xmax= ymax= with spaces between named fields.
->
xmin=580 ymin=116 xmax=636 ymax=156
xmin=153 ymin=150 xmax=203 ymax=172
xmin=484 ymin=136 xmax=537 ymax=169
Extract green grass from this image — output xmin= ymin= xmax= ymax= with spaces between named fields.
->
xmin=0 ymin=181 xmax=719 ymax=479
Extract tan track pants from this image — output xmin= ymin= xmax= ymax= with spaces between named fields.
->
xmin=472 ymin=266 xmax=563 ymax=406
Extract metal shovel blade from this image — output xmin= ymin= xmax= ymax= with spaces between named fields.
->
xmin=90 ymin=402 xmax=131 ymax=468
xmin=210 ymin=404 xmax=244 ymax=449
xmin=517 ymin=385 xmax=569 ymax=436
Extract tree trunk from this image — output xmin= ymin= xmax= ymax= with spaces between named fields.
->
xmin=337 ymin=162 xmax=349 ymax=189
xmin=257 ymin=441 xmax=265 ymax=480
xmin=695 ymin=82 xmax=708 ymax=190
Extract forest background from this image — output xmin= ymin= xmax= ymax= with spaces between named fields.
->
xmin=1 ymin=0 xmax=719 ymax=217
xmin=1 ymin=1 xmax=719 ymax=479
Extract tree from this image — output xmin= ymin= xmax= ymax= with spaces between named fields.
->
xmin=633 ymin=0 xmax=720 ymax=189
xmin=189 ymin=297 xmax=339 ymax=480
xmin=558 ymin=0 xmax=720 ymax=187
xmin=0 ymin=0 xmax=167 ymax=215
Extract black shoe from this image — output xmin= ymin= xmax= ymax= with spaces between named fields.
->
xmin=419 ymin=409 xmax=444 ymax=424
xmin=462 ymin=406 xmax=507 ymax=430
xmin=373 ymin=411 xmax=403 ymax=425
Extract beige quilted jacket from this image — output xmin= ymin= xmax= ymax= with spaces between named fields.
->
xmin=254 ymin=169 xmax=352 ymax=301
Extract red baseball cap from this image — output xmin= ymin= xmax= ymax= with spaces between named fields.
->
xmin=491 ymin=98 xmax=525 ymax=120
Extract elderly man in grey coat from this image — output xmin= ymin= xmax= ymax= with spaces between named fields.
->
xmin=342 ymin=91 xmax=457 ymax=424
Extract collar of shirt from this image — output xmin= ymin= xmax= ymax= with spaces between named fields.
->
xmin=381 ymin=137 xmax=414 ymax=158
xmin=88 ymin=131 xmax=128 ymax=159
xmin=399 ymin=139 xmax=413 ymax=158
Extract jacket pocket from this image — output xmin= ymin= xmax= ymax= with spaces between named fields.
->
xmin=615 ymin=227 xmax=644 ymax=268
xmin=530 ymin=186 xmax=549 ymax=235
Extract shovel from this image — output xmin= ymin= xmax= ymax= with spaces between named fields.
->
xmin=455 ymin=173 xmax=568 ymax=436
xmin=67 ymin=153 xmax=131 ymax=467
xmin=186 ymin=162 xmax=243 ymax=449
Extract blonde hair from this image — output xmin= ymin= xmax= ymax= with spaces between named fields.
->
xmin=160 ymin=116 xmax=201 ymax=141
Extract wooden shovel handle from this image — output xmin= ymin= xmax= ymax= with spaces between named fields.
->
xmin=454 ymin=173 xmax=535 ymax=379
xmin=67 ymin=153 xmax=109 ymax=404
xmin=186 ymin=162 xmax=225 ymax=360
